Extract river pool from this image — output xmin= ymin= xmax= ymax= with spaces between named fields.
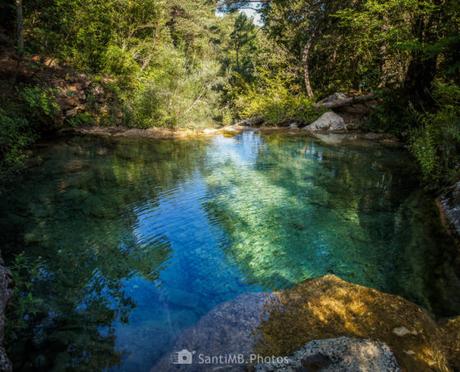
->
xmin=1 ymin=132 xmax=458 ymax=371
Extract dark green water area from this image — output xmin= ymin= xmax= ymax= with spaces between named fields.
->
xmin=1 ymin=132 xmax=458 ymax=371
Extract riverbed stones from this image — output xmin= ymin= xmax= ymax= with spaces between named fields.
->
xmin=255 ymin=337 xmax=401 ymax=372
xmin=303 ymin=111 xmax=346 ymax=132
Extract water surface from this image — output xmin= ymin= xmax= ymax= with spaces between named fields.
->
xmin=1 ymin=132 xmax=458 ymax=371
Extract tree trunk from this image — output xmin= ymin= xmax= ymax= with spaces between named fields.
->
xmin=302 ymin=34 xmax=315 ymax=99
xmin=15 ymin=0 xmax=24 ymax=55
xmin=404 ymin=5 xmax=442 ymax=108
xmin=302 ymin=39 xmax=313 ymax=98
xmin=404 ymin=52 xmax=437 ymax=106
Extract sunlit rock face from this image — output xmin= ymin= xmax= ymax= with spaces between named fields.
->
xmin=154 ymin=275 xmax=458 ymax=372
xmin=254 ymin=275 xmax=453 ymax=372
xmin=440 ymin=316 xmax=460 ymax=370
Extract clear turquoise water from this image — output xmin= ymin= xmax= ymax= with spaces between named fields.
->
xmin=1 ymin=132 xmax=458 ymax=371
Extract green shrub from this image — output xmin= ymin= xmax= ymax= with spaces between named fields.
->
xmin=409 ymin=83 xmax=460 ymax=187
xmin=21 ymin=86 xmax=60 ymax=125
xmin=127 ymin=46 xmax=223 ymax=129
xmin=0 ymin=110 xmax=35 ymax=176
xmin=102 ymin=45 xmax=140 ymax=89
xmin=236 ymin=70 xmax=321 ymax=125
xmin=66 ymin=112 xmax=95 ymax=127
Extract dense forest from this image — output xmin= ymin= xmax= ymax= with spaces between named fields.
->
xmin=0 ymin=0 xmax=459 ymax=188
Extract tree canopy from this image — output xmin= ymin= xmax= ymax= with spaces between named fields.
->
xmin=0 ymin=0 xmax=458 ymax=186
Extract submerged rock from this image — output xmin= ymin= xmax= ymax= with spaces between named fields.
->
xmin=255 ymin=337 xmax=401 ymax=372
xmin=303 ymin=112 xmax=346 ymax=132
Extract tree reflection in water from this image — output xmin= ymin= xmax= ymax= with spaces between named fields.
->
xmin=1 ymin=133 xmax=458 ymax=371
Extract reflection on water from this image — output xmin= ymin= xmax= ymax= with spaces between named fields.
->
xmin=0 ymin=132 xmax=458 ymax=371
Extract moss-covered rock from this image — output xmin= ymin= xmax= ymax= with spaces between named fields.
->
xmin=255 ymin=275 xmax=453 ymax=371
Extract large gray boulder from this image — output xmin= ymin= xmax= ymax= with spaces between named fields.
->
xmin=303 ymin=111 xmax=345 ymax=132
xmin=255 ymin=337 xmax=401 ymax=372
xmin=151 ymin=293 xmax=271 ymax=372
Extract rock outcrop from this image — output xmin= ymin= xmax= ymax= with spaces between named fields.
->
xmin=254 ymin=275 xmax=453 ymax=371
xmin=0 ymin=52 xmax=123 ymax=127
xmin=152 ymin=275 xmax=459 ymax=372
xmin=255 ymin=337 xmax=401 ymax=372
xmin=152 ymin=293 xmax=270 ymax=371
xmin=303 ymin=111 xmax=346 ymax=132
xmin=439 ymin=181 xmax=460 ymax=238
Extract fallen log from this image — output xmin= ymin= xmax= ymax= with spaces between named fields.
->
xmin=314 ymin=93 xmax=375 ymax=110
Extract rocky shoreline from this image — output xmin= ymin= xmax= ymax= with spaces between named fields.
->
xmin=153 ymin=275 xmax=460 ymax=371
xmin=67 ymin=124 xmax=401 ymax=147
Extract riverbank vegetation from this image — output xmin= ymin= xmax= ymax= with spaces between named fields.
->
xmin=0 ymin=0 xmax=459 ymax=187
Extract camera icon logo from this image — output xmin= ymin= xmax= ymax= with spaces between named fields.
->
xmin=171 ymin=349 xmax=195 ymax=365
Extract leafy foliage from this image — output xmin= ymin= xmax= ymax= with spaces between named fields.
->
xmin=410 ymin=83 xmax=460 ymax=187
xmin=21 ymin=87 xmax=60 ymax=125
xmin=0 ymin=110 xmax=35 ymax=177
xmin=0 ymin=0 xmax=459 ymax=184
xmin=236 ymin=69 xmax=321 ymax=125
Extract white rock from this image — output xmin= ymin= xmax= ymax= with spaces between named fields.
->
xmin=393 ymin=326 xmax=417 ymax=337
xmin=304 ymin=111 xmax=345 ymax=132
